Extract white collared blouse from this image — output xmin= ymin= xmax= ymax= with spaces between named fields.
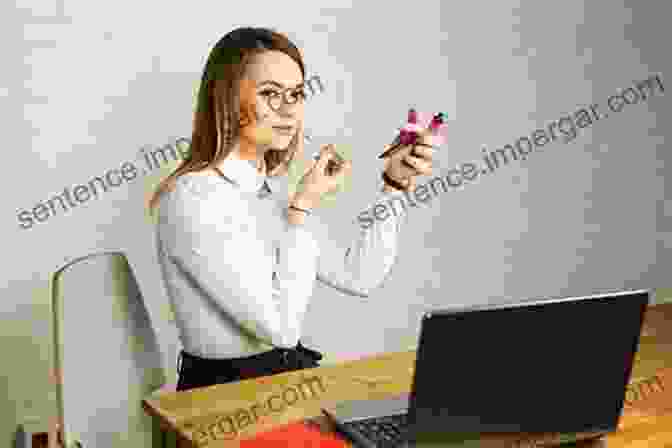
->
xmin=156 ymin=152 xmax=408 ymax=358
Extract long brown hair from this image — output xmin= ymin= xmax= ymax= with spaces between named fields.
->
xmin=148 ymin=27 xmax=306 ymax=212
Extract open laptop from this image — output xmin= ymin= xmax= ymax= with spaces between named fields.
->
xmin=322 ymin=289 xmax=650 ymax=447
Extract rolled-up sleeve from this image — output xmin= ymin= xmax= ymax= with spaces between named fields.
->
xmin=313 ymin=189 xmax=408 ymax=297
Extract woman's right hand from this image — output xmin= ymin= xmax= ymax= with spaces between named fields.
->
xmin=292 ymin=144 xmax=352 ymax=210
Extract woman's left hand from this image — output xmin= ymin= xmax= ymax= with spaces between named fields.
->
xmin=383 ymin=129 xmax=436 ymax=191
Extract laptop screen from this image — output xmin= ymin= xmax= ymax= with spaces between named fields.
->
xmin=407 ymin=290 xmax=649 ymax=444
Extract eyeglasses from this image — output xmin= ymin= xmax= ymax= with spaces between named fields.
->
xmin=261 ymin=86 xmax=306 ymax=111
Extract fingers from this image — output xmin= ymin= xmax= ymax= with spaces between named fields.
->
xmin=407 ymin=176 xmax=417 ymax=191
xmin=296 ymin=124 xmax=305 ymax=150
xmin=328 ymin=157 xmax=351 ymax=178
xmin=415 ymin=128 xmax=438 ymax=147
xmin=419 ymin=119 xmax=447 ymax=146
xmin=314 ymin=144 xmax=334 ymax=170
xmin=410 ymin=144 xmax=435 ymax=160
xmin=378 ymin=139 xmax=405 ymax=159
xmin=317 ymin=144 xmax=350 ymax=176
xmin=403 ymin=154 xmax=432 ymax=175
xmin=338 ymin=159 xmax=352 ymax=177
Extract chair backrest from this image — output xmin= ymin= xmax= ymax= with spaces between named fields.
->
xmin=52 ymin=251 xmax=166 ymax=448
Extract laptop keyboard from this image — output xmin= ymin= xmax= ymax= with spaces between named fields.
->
xmin=343 ymin=413 xmax=408 ymax=447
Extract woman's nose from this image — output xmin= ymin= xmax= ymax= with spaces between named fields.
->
xmin=275 ymin=103 xmax=298 ymax=118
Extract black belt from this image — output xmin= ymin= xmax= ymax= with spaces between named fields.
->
xmin=177 ymin=340 xmax=323 ymax=377
xmin=265 ymin=341 xmax=324 ymax=370
xmin=294 ymin=340 xmax=323 ymax=362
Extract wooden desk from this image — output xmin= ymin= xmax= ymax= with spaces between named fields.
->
xmin=142 ymin=303 xmax=672 ymax=448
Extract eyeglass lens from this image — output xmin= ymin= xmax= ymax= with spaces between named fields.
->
xmin=268 ymin=88 xmax=304 ymax=110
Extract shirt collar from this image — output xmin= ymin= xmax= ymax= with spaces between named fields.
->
xmin=217 ymin=152 xmax=287 ymax=197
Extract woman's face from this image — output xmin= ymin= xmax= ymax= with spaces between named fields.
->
xmin=240 ymin=50 xmax=305 ymax=151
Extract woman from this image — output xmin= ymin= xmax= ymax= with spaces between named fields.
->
xmin=149 ymin=27 xmax=436 ymax=392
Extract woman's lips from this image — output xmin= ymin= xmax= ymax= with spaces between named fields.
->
xmin=272 ymin=126 xmax=294 ymax=135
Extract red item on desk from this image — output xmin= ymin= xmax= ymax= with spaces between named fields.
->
xmin=240 ymin=422 xmax=348 ymax=448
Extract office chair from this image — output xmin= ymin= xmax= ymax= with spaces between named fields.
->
xmin=51 ymin=251 xmax=169 ymax=448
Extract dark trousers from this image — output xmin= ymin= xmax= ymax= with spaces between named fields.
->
xmin=176 ymin=341 xmax=324 ymax=392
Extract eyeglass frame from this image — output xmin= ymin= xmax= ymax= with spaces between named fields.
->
xmin=261 ymin=85 xmax=307 ymax=112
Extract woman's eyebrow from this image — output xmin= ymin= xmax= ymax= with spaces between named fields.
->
xmin=257 ymin=80 xmax=304 ymax=89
